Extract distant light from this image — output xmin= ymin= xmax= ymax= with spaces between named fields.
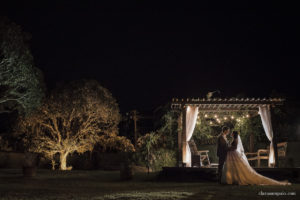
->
xmin=214 ymin=115 xmax=218 ymax=118
xmin=210 ymin=121 xmax=213 ymax=125
xmin=224 ymin=117 xmax=227 ymax=120
xmin=204 ymin=114 xmax=208 ymax=118
xmin=231 ymin=116 xmax=234 ymax=119
xmin=246 ymin=114 xmax=249 ymax=118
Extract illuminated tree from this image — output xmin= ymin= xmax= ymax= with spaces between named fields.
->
xmin=18 ymin=80 xmax=128 ymax=170
xmin=0 ymin=17 xmax=44 ymax=116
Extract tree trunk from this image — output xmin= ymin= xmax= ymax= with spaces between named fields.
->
xmin=147 ymin=147 xmax=150 ymax=175
xmin=60 ymin=152 xmax=69 ymax=170
xmin=51 ymin=159 xmax=56 ymax=170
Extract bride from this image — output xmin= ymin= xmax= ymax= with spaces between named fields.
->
xmin=221 ymin=131 xmax=291 ymax=185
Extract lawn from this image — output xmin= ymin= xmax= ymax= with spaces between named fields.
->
xmin=0 ymin=169 xmax=299 ymax=200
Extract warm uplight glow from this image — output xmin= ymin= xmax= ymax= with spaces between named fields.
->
xmin=204 ymin=114 xmax=208 ymax=118
xmin=246 ymin=114 xmax=249 ymax=118
xmin=214 ymin=114 xmax=218 ymax=118
xmin=224 ymin=117 xmax=227 ymax=120
xmin=231 ymin=116 xmax=234 ymax=119
xmin=210 ymin=121 xmax=213 ymax=125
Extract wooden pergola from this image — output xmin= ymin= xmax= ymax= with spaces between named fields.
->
xmin=171 ymin=97 xmax=285 ymax=168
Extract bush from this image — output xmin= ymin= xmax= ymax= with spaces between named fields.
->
xmin=94 ymin=152 xmax=127 ymax=170
xmin=150 ymin=148 xmax=177 ymax=171
xmin=134 ymin=132 xmax=177 ymax=172
xmin=67 ymin=152 xmax=94 ymax=170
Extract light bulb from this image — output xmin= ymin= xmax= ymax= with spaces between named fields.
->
xmin=204 ymin=114 xmax=208 ymax=118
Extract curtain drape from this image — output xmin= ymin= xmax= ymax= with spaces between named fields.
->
xmin=259 ymin=105 xmax=275 ymax=167
xmin=183 ymin=106 xmax=199 ymax=167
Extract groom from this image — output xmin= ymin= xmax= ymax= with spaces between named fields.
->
xmin=217 ymin=126 xmax=230 ymax=184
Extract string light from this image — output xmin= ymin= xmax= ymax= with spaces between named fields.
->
xmin=200 ymin=112 xmax=250 ymax=125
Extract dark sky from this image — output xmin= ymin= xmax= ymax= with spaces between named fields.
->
xmin=1 ymin=1 xmax=299 ymax=112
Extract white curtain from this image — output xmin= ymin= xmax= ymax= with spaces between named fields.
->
xmin=183 ymin=106 xmax=199 ymax=167
xmin=259 ymin=105 xmax=275 ymax=167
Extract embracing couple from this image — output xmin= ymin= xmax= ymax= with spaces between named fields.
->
xmin=217 ymin=126 xmax=291 ymax=185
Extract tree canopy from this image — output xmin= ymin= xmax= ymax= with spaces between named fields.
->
xmin=19 ymin=80 xmax=133 ymax=170
xmin=0 ymin=17 xmax=45 ymax=116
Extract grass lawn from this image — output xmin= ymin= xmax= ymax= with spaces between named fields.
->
xmin=0 ymin=169 xmax=299 ymax=200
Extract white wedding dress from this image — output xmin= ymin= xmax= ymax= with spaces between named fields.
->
xmin=221 ymin=136 xmax=291 ymax=185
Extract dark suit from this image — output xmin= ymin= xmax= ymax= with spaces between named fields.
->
xmin=217 ymin=133 xmax=229 ymax=183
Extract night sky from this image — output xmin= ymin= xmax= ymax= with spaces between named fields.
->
xmin=1 ymin=1 xmax=299 ymax=112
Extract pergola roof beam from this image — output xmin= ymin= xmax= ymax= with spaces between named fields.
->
xmin=171 ymin=98 xmax=284 ymax=110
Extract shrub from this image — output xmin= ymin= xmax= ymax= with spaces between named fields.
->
xmin=134 ymin=132 xmax=177 ymax=172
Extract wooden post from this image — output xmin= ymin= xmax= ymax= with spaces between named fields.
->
xmin=270 ymin=106 xmax=279 ymax=168
xmin=273 ymin=137 xmax=279 ymax=168
xmin=132 ymin=110 xmax=138 ymax=148
xmin=182 ymin=106 xmax=187 ymax=166
xmin=177 ymin=112 xmax=182 ymax=165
